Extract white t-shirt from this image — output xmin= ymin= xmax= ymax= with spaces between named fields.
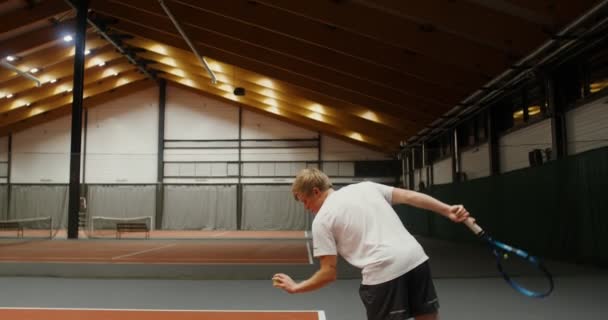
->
xmin=312 ymin=181 xmax=428 ymax=285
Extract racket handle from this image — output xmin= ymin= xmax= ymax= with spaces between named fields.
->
xmin=464 ymin=217 xmax=484 ymax=236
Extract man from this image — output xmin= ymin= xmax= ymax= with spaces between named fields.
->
xmin=272 ymin=168 xmax=472 ymax=320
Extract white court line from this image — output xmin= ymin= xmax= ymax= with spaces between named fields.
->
xmin=318 ymin=310 xmax=327 ymax=320
xmin=0 ymin=257 xmax=313 ymax=264
xmin=0 ymin=307 xmax=325 ymax=314
xmin=111 ymin=243 xmax=177 ymax=260
xmin=211 ymin=231 xmax=229 ymax=238
xmin=305 ymin=232 xmax=314 ymax=264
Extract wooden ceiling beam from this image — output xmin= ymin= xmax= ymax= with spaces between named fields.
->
xmin=338 ymin=0 xmax=548 ymax=54
xmin=136 ymin=49 xmax=420 ymax=134
xmin=171 ymin=0 xmax=513 ymax=76
xmin=489 ymin=0 xmax=598 ymax=27
xmin=94 ymin=0 xmax=472 ymax=98
xmin=0 ymin=19 xmax=76 ymax=59
xmin=467 ymin=0 xmax=599 ymax=29
xmin=0 ymin=70 xmax=148 ymax=127
xmin=0 ymin=36 xmax=109 ymax=83
xmin=125 ymin=36 xmax=436 ymax=127
xmin=158 ymin=68 xmax=410 ymax=143
xmin=0 ymin=0 xmax=71 ymax=34
xmin=95 ymin=0 xmax=487 ymax=87
xmin=0 ymin=45 xmax=121 ymax=100
xmin=91 ymin=4 xmax=461 ymax=111
xmin=113 ymin=24 xmax=446 ymax=125
xmin=0 ymin=59 xmax=135 ymax=116
xmin=166 ymin=80 xmax=399 ymax=153
xmin=0 ymin=79 xmax=155 ymax=137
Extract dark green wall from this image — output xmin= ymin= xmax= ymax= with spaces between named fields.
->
xmin=396 ymin=147 xmax=608 ymax=267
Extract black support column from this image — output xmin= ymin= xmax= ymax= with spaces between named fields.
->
xmin=67 ymin=0 xmax=89 ymax=239
xmin=155 ymin=79 xmax=167 ymax=229
xmin=407 ymin=149 xmax=414 ymax=189
xmin=547 ymin=75 xmax=568 ymax=160
xmin=487 ymin=110 xmax=500 ymax=175
xmin=236 ymin=107 xmax=243 ymax=230
xmin=317 ymin=133 xmax=322 ymax=170
xmin=6 ymin=134 xmax=11 ymax=219
xmin=450 ymin=129 xmax=459 ymax=183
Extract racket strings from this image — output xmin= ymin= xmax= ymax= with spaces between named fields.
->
xmin=491 ymin=243 xmax=554 ymax=298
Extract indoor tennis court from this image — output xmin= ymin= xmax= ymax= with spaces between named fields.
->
xmin=0 ymin=308 xmax=327 ymax=320
xmin=1 ymin=1 xmax=607 ymax=320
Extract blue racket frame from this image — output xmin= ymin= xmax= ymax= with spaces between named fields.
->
xmin=465 ymin=218 xmax=554 ymax=298
xmin=480 ymin=232 xmax=554 ymax=298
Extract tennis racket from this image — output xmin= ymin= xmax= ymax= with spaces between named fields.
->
xmin=464 ymin=218 xmax=554 ymax=298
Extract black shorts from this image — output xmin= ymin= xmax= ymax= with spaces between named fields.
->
xmin=358 ymin=261 xmax=439 ymax=320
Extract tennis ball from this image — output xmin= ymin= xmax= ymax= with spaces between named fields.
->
xmin=503 ymin=253 xmax=509 ymax=259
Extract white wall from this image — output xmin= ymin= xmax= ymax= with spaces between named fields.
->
xmin=499 ymin=119 xmax=552 ymax=173
xmin=567 ymin=96 xmax=608 ymax=155
xmin=0 ymin=137 xmax=8 ymax=162
xmin=7 ymin=85 xmax=397 ymax=185
xmin=165 ymin=86 xmax=239 ymax=141
xmin=241 ymin=110 xmax=318 ymax=162
xmin=461 ymin=143 xmax=490 ymax=180
xmin=12 ymin=116 xmax=72 ymax=183
xmin=164 ymin=86 xmax=239 ymax=163
xmin=0 ymin=136 xmax=7 ymax=183
xmin=85 ymin=87 xmax=158 ymax=183
xmin=432 ymin=157 xmax=452 ymax=185
xmin=321 ymin=135 xmax=391 ymax=161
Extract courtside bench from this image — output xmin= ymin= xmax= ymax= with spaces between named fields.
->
xmin=0 ymin=222 xmax=24 ymax=238
xmin=116 ymin=222 xmax=150 ymax=239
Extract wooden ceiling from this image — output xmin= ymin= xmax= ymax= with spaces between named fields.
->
xmin=0 ymin=0 xmax=600 ymax=153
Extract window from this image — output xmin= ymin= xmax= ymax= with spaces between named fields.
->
xmin=555 ymin=40 xmax=607 ymax=110
xmin=492 ymin=79 xmax=548 ymax=134
xmin=524 ymin=83 xmax=545 ymax=122
xmin=511 ymin=92 xmax=526 ymax=127
xmin=587 ymin=44 xmax=608 ymax=95
xmin=427 ymin=132 xmax=452 ymax=163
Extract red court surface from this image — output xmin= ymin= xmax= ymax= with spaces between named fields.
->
xmin=0 ymin=230 xmax=310 ymax=240
xmin=0 ymin=308 xmax=326 ymax=320
xmin=85 ymin=230 xmax=310 ymax=240
xmin=0 ymin=237 xmax=312 ymax=265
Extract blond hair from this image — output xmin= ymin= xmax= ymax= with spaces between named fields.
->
xmin=292 ymin=168 xmax=332 ymax=198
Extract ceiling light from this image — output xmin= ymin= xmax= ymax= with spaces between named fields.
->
xmin=98 ymin=61 xmax=106 ymax=67
xmin=29 ymin=68 xmax=39 ymax=74
xmin=258 ymin=78 xmax=274 ymax=88
xmin=84 ymin=49 xmax=91 ymax=55
xmin=112 ymin=72 xmax=119 ymax=76
xmin=49 ymin=79 xmax=57 ymax=84
xmin=310 ymin=104 xmax=325 ymax=113
xmin=25 ymin=103 xmax=31 ymax=107
xmin=6 ymin=93 xmax=13 ymax=98
xmin=5 ymin=55 xmax=16 ymax=62
xmin=63 ymin=35 xmax=73 ymax=42
xmin=264 ymin=98 xmax=278 ymax=106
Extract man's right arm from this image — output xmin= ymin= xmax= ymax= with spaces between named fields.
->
xmin=391 ymin=187 xmax=470 ymax=222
